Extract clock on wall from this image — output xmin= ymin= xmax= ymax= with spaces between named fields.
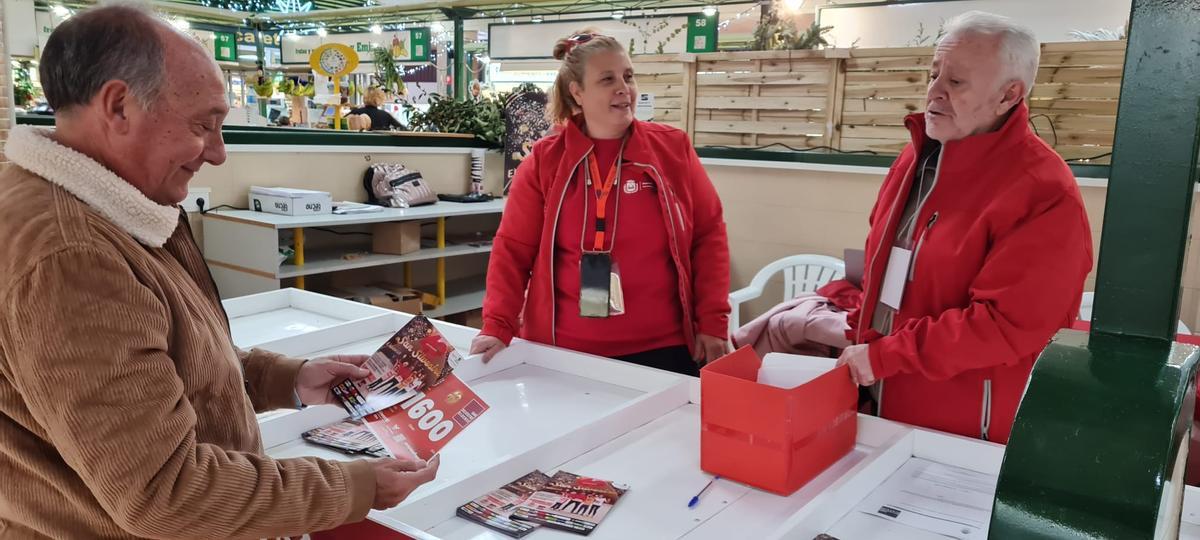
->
xmin=309 ymin=43 xmax=359 ymax=78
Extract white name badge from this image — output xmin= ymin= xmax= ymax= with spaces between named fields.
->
xmin=880 ymin=246 xmax=913 ymax=310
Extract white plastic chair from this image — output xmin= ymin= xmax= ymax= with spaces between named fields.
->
xmin=1079 ymin=291 xmax=1191 ymax=334
xmin=729 ymin=254 xmax=846 ymax=334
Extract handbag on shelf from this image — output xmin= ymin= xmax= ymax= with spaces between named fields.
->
xmin=362 ymin=163 xmax=438 ymax=208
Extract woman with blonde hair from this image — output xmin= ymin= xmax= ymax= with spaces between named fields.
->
xmin=349 ymin=86 xmax=404 ymax=131
xmin=471 ymin=30 xmax=731 ymax=376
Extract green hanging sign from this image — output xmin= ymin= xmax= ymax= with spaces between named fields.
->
xmin=687 ymin=13 xmax=718 ymax=53
xmin=409 ymin=28 xmax=431 ymax=62
xmin=214 ymin=31 xmax=237 ymax=62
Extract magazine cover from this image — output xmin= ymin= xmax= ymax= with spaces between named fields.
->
xmin=456 ymin=471 xmax=552 ymax=538
xmin=330 ymin=315 xmax=489 ymax=460
xmin=302 ymin=419 xmax=388 ymax=457
xmin=511 ymin=471 xmax=629 ymax=535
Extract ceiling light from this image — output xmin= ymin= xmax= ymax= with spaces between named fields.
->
xmin=702 ymin=5 xmax=716 ymax=16
xmin=611 ymin=10 xmax=624 ymax=19
xmin=316 ymin=27 xmax=328 ymax=37
xmin=370 ymin=24 xmax=382 ymax=34
xmin=171 ymin=18 xmax=191 ymax=30
xmin=51 ymin=5 xmax=69 ymax=16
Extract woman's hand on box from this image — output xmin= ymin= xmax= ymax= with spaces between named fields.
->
xmin=694 ymin=334 xmax=731 ymax=366
xmin=470 ymin=335 xmax=507 ymax=363
xmin=837 ymin=344 xmax=875 ymax=386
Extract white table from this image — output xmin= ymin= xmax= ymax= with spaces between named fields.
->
xmin=228 ymin=289 xmax=1200 ymax=540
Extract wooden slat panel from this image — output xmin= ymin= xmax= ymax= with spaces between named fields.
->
xmin=695 ymin=96 xmax=827 ymax=110
xmin=1039 ymin=51 xmax=1127 ymax=68
xmin=698 ymin=60 xmax=757 ymax=73
xmin=1035 ymin=130 xmax=1114 ymax=146
xmin=694 ymin=120 xmax=825 ymax=135
xmin=841 ymin=111 xmax=911 ymax=125
xmin=693 ymin=50 xmax=825 ymax=62
xmin=693 ymin=132 xmax=753 ymax=146
xmin=1036 ymin=67 xmax=1124 ymax=84
xmin=631 ymin=62 xmax=685 ymax=74
xmin=846 ymin=55 xmax=932 ymax=71
xmin=636 ymin=84 xmax=684 ymax=97
xmin=649 ymin=110 xmax=684 ymax=122
xmin=844 ymin=71 xmax=929 ymax=84
xmin=1052 ymin=145 xmax=1113 ymax=162
xmin=635 ymin=73 xmax=684 ymax=85
xmin=1030 ymin=100 xmax=1120 ymax=115
xmin=827 ymin=58 xmax=847 ymax=148
xmin=843 ymin=83 xmax=927 ymax=99
xmin=1027 ymin=113 xmax=1117 ymax=132
xmin=757 ymin=136 xmax=824 ymax=148
xmin=758 ymin=85 xmax=835 ymax=97
xmin=760 ymin=58 xmax=831 ymax=72
xmin=840 ymin=124 xmax=910 ymax=139
xmin=1030 ymin=83 xmax=1122 ymax=99
xmin=652 ymin=121 xmax=684 ymax=130
xmin=1040 ymin=41 xmax=1127 ymax=53
xmin=839 ymin=137 xmax=910 ymax=154
xmin=697 ymin=71 xmax=830 ymax=86
xmin=697 ymin=110 xmax=755 ymax=121
xmin=697 ymin=85 xmax=753 ymax=97
xmin=847 ymin=46 xmax=935 ymax=58
xmin=756 ymin=111 xmax=826 ymax=123
xmin=842 ymin=98 xmax=924 ymax=114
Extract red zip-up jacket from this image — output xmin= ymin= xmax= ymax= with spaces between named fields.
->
xmin=481 ymin=118 xmax=731 ymax=355
xmin=847 ymin=102 xmax=1093 ymax=443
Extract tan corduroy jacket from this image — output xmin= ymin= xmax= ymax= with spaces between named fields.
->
xmin=0 ymin=126 xmax=375 ymax=539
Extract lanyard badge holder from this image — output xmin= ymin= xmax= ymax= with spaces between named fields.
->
xmin=579 ymin=143 xmax=627 ymax=318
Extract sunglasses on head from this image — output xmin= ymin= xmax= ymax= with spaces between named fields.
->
xmin=565 ymin=33 xmax=598 ymax=54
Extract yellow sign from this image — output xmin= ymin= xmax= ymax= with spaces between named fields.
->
xmin=308 ymin=43 xmax=359 ymax=78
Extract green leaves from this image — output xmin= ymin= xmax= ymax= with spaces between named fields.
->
xmin=402 ymin=91 xmax=513 ymax=147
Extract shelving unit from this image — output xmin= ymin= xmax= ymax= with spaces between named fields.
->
xmin=203 ymin=199 xmax=504 ymax=317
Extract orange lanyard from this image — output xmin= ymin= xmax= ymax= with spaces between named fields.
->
xmin=587 ymin=152 xmax=620 ymax=251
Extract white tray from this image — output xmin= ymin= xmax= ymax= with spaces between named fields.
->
xmin=222 ymin=288 xmax=392 ymax=348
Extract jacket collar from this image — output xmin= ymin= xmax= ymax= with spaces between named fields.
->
xmin=903 ymin=100 xmax=1033 ymax=173
xmin=4 ymin=126 xmax=180 ymax=248
xmin=561 ymin=115 xmax=657 ymax=166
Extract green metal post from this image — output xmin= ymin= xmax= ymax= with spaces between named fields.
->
xmin=992 ymin=1 xmax=1200 ymax=537
xmin=453 ymin=18 xmax=466 ymax=101
xmin=1090 ymin=1 xmax=1200 ymax=341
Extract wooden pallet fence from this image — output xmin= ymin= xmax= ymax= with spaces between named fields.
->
xmin=838 ymin=41 xmax=1124 ymax=163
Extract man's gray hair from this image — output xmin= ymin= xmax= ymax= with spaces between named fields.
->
xmin=941 ymin=11 xmax=1040 ymax=97
xmin=39 ymin=3 xmax=167 ymax=112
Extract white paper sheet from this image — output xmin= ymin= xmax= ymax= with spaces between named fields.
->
xmin=854 ymin=458 xmax=997 ymax=539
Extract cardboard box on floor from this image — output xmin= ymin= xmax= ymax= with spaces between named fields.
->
xmin=326 ymin=283 xmax=436 ymax=314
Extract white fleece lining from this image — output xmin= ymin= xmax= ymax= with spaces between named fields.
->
xmin=4 ymin=126 xmax=179 ymax=248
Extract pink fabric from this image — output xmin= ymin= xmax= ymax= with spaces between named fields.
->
xmin=733 ymin=293 xmax=852 ymax=358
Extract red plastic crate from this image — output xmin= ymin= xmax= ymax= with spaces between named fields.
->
xmin=700 ymin=346 xmax=858 ymax=496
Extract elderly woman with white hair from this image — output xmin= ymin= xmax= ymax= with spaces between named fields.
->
xmin=837 ymin=11 xmax=1094 ymax=444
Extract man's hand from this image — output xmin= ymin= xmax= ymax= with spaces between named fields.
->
xmin=836 ymin=344 xmax=876 ymax=386
xmin=371 ymin=455 xmax=441 ymax=510
xmin=295 ymin=355 xmax=371 ymax=406
xmin=693 ymin=334 xmax=731 ymax=366
xmin=469 ymin=335 xmax=507 ymax=363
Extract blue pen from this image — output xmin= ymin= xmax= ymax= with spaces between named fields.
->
xmin=687 ymin=475 xmax=720 ymax=508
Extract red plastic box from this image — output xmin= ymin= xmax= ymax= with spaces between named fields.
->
xmin=700 ymin=347 xmax=858 ymax=496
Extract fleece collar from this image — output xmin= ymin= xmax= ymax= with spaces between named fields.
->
xmin=5 ymin=126 xmax=179 ymax=247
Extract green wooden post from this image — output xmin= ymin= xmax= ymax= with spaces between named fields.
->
xmin=992 ymin=0 xmax=1200 ymax=537
xmin=453 ymin=18 xmax=466 ymax=100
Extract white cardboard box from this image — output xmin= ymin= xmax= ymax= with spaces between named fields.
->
xmin=249 ymin=186 xmax=333 ymax=216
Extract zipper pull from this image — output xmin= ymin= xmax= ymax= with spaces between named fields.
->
xmin=926 ymin=212 xmax=939 ymax=230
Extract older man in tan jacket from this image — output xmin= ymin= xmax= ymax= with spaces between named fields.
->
xmin=0 ymin=5 xmax=438 ymax=538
